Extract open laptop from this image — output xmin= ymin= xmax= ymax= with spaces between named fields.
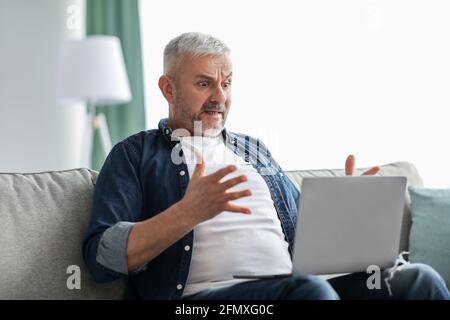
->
xmin=291 ymin=176 xmax=407 ymax=275
xmin=233 ymin=175 xmax=407 ymax=280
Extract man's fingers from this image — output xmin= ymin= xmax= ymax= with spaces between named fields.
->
xmin=219 ymin=175 xmax=248 ymax=191
xmin=223 ymin=202 xmax=252 ymax=215
xmin=224 ymin=189 xmax=252 ymax=201
xmin=362 ymin=166 xmax=380 ymax=176
xmin=208 ymin=165 xmax=237 ymax=182
xmin=191 ymin=147 xmax=205 ymax=178
xmin=345 ymin=154 xmax=355 ymax=176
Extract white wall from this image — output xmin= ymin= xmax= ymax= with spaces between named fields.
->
xmin=140 ymin=0 xmax=450 ymax=187
xmin=0 ymin=0 xmax=85 ymax=172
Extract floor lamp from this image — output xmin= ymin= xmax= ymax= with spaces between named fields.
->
xmin=57 ymin=36 xmax=132 ymax=168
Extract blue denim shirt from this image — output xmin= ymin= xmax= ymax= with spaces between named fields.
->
xmin=83 ymin=118 xmax=300 ymax=300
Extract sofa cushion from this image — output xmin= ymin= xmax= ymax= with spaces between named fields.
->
xmin=408 ymin=187 xmax=450 ymax=288
xmin=0 ymin=168 xmax=125 ymax=299
xmin=285 ymin=161 xmax=423 ymax=253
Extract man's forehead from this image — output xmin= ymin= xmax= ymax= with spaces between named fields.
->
xmin=208 ymin=55 xmax=232 ymax=68
xmin=182 ymin=54 xmax=232 ymax=75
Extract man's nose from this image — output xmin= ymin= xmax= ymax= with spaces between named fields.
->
xmin=210 ymin=84 xmax=227 ymax=104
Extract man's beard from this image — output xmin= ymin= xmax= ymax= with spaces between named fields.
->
xmin=178 ymin=99 xmax=227 ymax=137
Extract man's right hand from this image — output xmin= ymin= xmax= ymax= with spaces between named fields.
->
xmin=179 ymin=152 xmax=252 ymax=225
xmin=127 ymin=152 xmax=252 ymax=272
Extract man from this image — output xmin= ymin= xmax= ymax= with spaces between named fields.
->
xmin=83 ymin=32 xmax=449 ymax=300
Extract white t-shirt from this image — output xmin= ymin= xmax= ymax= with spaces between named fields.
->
xmin=179 ymin=135 xmax=293 ymax=297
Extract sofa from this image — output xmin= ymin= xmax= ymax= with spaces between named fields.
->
xmin=0 ymin=161 xmax=424 ymax=299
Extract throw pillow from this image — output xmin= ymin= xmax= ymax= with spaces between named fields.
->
xmin=408 ymin=186 xmax=450 ymax=288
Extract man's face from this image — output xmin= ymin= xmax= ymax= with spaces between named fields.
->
xmin=168 ymin=54 xmax=232 ymax=137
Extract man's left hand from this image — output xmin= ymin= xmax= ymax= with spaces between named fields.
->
xmin=345 ymin=154 xmax=380 ymax=176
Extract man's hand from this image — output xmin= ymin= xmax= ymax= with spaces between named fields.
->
xmin=179 ymin=151 xmax=252 ymax=226
xmin=126 ymin=151 xmax=251 ymax=271
xmin=345 ymin=154 xmax=380 ymax=176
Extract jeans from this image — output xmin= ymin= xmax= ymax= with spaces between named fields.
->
xmin=183 ymin=263 xmax=449 ymax=300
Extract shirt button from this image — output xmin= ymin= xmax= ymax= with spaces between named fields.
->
xmin=184 ymin=245 xmax=191 ymax=251
xmin=179 ymin=170 xmax=186 ymax=176
xmin=177 ymin=284 xmax=183 ymax=290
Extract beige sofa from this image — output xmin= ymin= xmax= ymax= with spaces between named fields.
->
xmin=0 ymin=162 xmax=423 ymax=299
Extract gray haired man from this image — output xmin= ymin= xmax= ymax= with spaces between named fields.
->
xmin=83 ymin=32 xmax=450 ymax=300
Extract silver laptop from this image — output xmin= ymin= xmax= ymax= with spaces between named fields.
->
xmin=292 ymin=176 xmax=407 ymax=276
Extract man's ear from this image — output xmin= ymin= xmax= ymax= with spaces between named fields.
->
xmin=159 ymin=75 xmax=176 ymax=104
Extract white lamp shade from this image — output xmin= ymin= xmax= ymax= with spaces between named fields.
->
xmin=57 ymin=35 xmax=132 ymax=105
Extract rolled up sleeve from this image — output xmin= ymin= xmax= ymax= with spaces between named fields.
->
xmin=95 ymin=221 xmax=134 ymax=274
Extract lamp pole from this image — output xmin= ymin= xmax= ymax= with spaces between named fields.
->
xmin=81 ymin=99 xmax=113 ymax=168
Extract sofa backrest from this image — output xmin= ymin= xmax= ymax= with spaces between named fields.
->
xmin=0 ymin=162 xmax=423 ymax=299
xmin=285 ymin=161 xmax=424 ymax=253
xmin=0 ymin=168 xmax=125 ymax=299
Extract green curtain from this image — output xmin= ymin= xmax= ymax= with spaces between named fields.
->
xmin=86 ymin=0 xmax=146 ymax=170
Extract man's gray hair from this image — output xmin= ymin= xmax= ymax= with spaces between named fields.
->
xmin=163 ymin=32 xmax=230 ymax=75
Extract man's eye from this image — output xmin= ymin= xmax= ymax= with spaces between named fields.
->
xmin=223 ymin=81 xmax=232 ymax=88
xmin=198 ymin=81 xmax=209 ymax=87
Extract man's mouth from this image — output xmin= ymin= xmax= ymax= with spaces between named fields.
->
xmin=204 ymin=111 xmax=222 ymax=116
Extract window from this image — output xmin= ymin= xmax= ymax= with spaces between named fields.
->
xmin=140 ymin=0 xmax=450 ymax=187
